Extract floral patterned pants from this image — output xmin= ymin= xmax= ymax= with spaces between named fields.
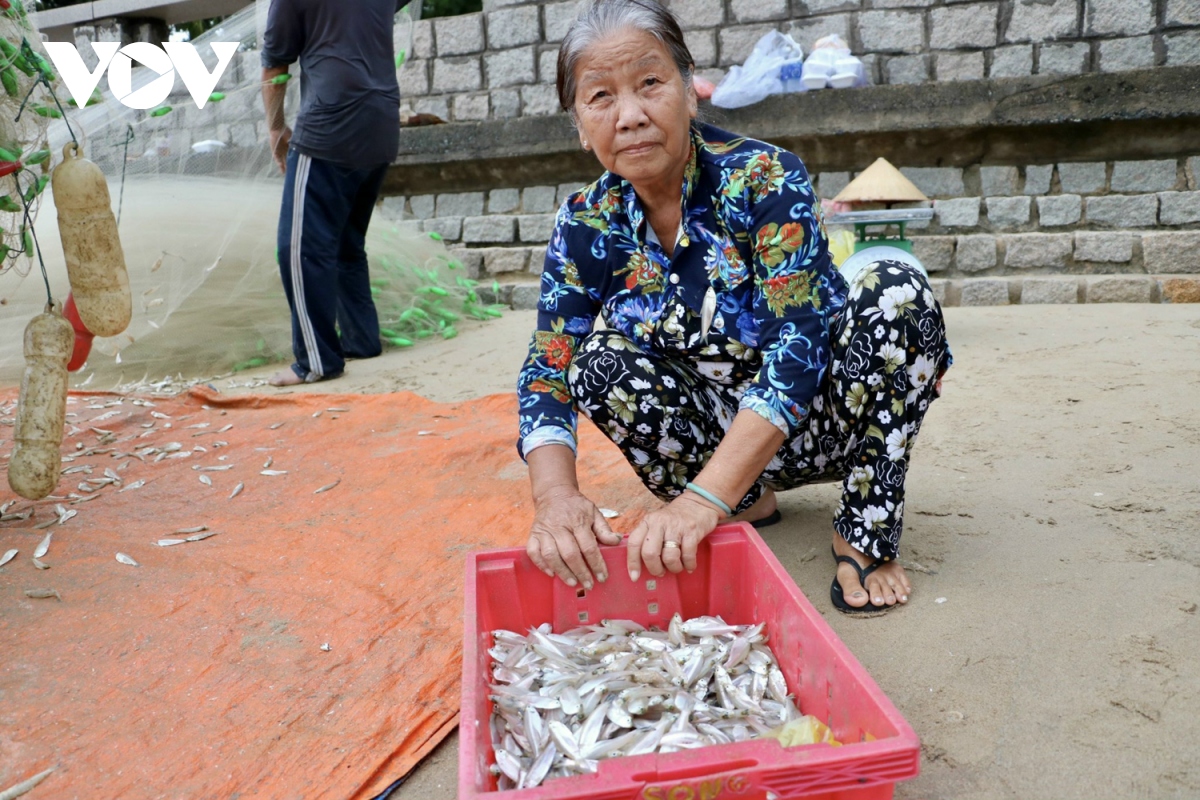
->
xmin=567 ymin=261 xmax=950 ymax=562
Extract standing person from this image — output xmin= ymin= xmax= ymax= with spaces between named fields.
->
xmin=261 ymin=0 xmax=411 ymax=386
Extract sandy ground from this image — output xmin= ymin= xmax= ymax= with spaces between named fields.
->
xmin=224 ymin=304 xmax=1200 ymax=800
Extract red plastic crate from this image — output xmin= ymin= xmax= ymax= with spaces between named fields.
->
xmin=459 ymin=523 xmax=920 ymax=800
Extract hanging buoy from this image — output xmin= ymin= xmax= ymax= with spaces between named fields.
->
xmin=8 ymin=305 xmax=73 ymax=500
xmin=63 ymin=292 xmax=94 ymax=371
xmin=51 ymin=142 xmax=130 ymax=337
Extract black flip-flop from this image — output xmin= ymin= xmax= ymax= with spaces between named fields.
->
xmin=750 ymin=509 xmax=782 ymax=528
xmin=830 ymin=549 xmax=895 ymax=615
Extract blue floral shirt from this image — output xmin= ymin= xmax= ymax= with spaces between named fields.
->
xmin=516 ymin=123 xmax=848 ymax=459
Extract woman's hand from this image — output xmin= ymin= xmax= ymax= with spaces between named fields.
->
xmin=626 ymin=493 xmax=723 ymax=581
xmin=527 ymin=487 xmax=622 ymax=590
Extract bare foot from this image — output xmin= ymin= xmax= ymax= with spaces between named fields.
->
xmin=730 ymin=489 xmax=776 ymax=524
xmin=832 ymin=531 xmax=911 ymax=609
xmin=269 ymin=368 xmax=304 ymax=387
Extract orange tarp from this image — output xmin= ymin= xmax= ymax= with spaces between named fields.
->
xmin=0 ymin=388 xmax=655 ymax=799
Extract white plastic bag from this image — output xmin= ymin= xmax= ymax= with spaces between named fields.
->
xmin=711 ymin=31 xmax=804 ymax=109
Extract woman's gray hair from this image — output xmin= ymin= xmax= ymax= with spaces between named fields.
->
xmin=556 ymin=0 xmax=695 ymax=113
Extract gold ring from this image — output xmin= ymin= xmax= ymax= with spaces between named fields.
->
xmin=663 ymin=541 xmax=680 ymax=549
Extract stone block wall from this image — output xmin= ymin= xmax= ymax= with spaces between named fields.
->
xmin=378 ymin=182 xmax=580 ymax=281
xmin=397 ymin=0 xmax=1200 ymax=121
xmin=375 ymin=156 xmax=1200 ymax=294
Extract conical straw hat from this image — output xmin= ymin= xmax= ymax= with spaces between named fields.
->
xmin=833 ymin=157 xmax=928 ymax=204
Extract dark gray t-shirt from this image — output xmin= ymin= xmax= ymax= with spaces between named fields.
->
xmin=261 ymin=0 xmax=410 ymax=168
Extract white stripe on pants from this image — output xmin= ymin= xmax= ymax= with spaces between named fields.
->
xmin=289 ymin=153 xmax=324 ymax=379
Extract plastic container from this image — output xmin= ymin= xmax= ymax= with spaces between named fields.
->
xmin=779 ymin=61 xmax=806 ymax=93
xmin=459 ymin=523 xmax=920 ymax=800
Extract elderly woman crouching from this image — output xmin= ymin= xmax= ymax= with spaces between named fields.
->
xmin=516 ymin=0 xmax=951 ymax=615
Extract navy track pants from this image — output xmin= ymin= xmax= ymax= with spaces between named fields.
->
xmin=277 ymin=147 xmax=388 ymax=381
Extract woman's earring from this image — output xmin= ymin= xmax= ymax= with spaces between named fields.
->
xmin=582 ymin=140 xmax=589 ymax=149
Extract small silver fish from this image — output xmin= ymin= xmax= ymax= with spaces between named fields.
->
xmin=33 ymin=532 xmax=52 ymax=559
xmin=269 ymin=422 xmax=286 ymax=430
xmin=24 ymin=588 xmax=61 ymax=601
xmin=199 ymin=474 xmax=213 ymax=487
xmin=115 ymin=552 xmax=140 ymax=567
xmin=186 ymin=531 xmax=218 ymax=542
xmin=261 ymin=470 xmax=287 ymax=476
xmin=156 ymin=539 xmax=187 ymax=547
xmin=0 ymin=549 xmax=17 ymax=567
xmin=486 ymin=613 xmax=798 ymax=788
xmin=175 ymin=526 xmax=207 ymax=534
xmin=548 ymin=720 xmax=581 ymax=760
xmin=522 ymin=743 xmax=556 ymax=789
xmin=118 ymin=480 xmax=147 ymax=493
xmin=700 ymin=285 xmax=716 ymax=340
xmin=32 ymin=558 xmax=50 ymax=570
xmin=313 ymin=480 xmax=340 ymax=494
xmin=263 ymin=456 xmax=273 ymax=469
xmin=494 ymin=749 xmax=522 ymax=783
xmin=229 ymin=482 xmax=244 ymax=499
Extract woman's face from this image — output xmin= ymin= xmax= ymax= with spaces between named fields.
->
xmin=572 ymin=28 xmax=697 ymax=192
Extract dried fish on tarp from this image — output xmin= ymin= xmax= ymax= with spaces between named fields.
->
xmin=33 ymin=533 xmax=52 ymax=559
xmin=313 ymin=480 xmax=340 ymax=494
xmin=156 ymin=531 xmax=218 ymax=547
xmin=486 ymin=615 xmax=828 ymax=791
xmin=0 ymin=766 xmax=56 ymax=799
xmin=23 ymin=589 xmax=62 ymax=601
xmin=0 ymin=549 xmax=17 ymax=567
xmin=115 ymin=553 xmax=140 ymax=567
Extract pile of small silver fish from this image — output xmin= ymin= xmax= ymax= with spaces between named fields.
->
xmin=487 ymin=614 xmax=799 ymax=790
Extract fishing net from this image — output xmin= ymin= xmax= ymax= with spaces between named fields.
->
xmin=0 ymin=1 xmax=497 ymax=388
xmin=0 ymin=1 xmax=56 ymax=280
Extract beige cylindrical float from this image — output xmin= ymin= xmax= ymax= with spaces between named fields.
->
xmin=52 ymin=142 xmax=131 ymax=337
xmin=8 ymin=305 xmax=74 ymax=500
